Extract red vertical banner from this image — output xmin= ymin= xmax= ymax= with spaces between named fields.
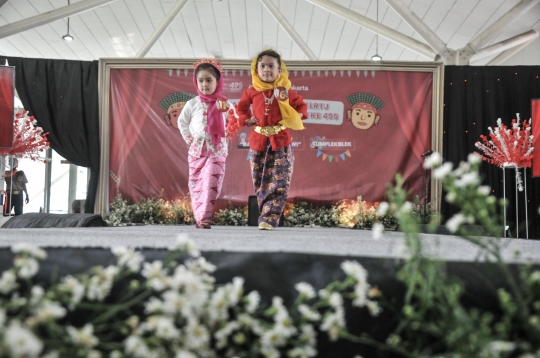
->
xmin=0 ymin=66 xmax=15 ymax=149
xmin=533 ymin=98 xmax=540 ymax=177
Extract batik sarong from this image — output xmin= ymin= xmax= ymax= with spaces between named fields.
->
xmin=188 ymin=145 xmax=226 ymax=226
xmin=249 ymin=140 xmax=294 ymax=227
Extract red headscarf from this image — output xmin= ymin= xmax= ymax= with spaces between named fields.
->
xmin=193 ymin=59 xmax=227 ymax=146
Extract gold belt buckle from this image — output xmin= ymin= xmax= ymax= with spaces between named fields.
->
xmin=13 ymin=190 xmax=20 ymax=194
xmin=255 ymin=125 xmax=285 ymax=137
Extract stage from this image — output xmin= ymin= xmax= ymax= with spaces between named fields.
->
xmin=0 ymin=223 xmax=538 ymax=263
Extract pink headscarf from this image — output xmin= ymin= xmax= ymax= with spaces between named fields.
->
xmin=193 ymin=59 xmax=227 ymax=146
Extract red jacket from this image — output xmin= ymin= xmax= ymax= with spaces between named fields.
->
xmin=236 ymin=87 xmax=308 ymax=151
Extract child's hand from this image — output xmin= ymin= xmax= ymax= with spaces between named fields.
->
xmin=245 ymin=117 xmax=258 ymax=127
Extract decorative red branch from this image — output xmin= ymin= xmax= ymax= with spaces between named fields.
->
xmin=475 ymin=116 xmax=534 ymax=169
xmin=0 ymin=110 xmax=50 ymax=162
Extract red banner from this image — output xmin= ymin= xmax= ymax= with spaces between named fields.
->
xmin=533 ymin=99 xmax=540 ymax=177
xmin=109 ymin=68 xmax=432 ymax=208
xmin=0 ymin=66 xmax=15 ymax=149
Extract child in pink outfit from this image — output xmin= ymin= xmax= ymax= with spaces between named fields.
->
xmin=178 ymin=59 xmax=230 ymax=229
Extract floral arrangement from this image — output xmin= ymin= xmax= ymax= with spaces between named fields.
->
xmin=0 ymin=238 xmax=382 ymax=358
xmin=283 ymin=202 xmax=336 ymax=228
xmin=214 ymin=203 xmax=248 ymax=226
xmin=105 ymin=194 xmax=194 ymax=226
xmin=3 ymin=151 xmax=540 ymax=357
xmin=0 ymin=110 xmax=49 ymax=162
xmin=475 ymin=116 xmax=534 ymax=191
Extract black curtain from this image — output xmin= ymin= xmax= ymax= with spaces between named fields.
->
xmin=0 ymin=56 xmax=100 ymax=214
xmin=443 ymin=66 xmax=540 ymax=239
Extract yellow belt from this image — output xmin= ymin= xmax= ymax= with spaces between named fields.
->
xmin=254 ymin=124 xmax=286 ymax=137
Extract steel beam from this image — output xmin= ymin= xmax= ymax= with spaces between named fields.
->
xmin=385 ymin=0 xmax=447 ymax=56
xmin=486 ymin=37 xmax=537 ymax=65
xmin=0 ymin=0 xmax=9 ymax=9
xmin=303 ymin=0 xmax=436 ymax=59
xmin=468 ymin=0 xmax=540 ymax=52
xmin=260 ymin=0 xmax=317 ymax=60
xmin=0 ymin=0 xmax=120 ymax=39
xmin=470 ymin=29 xmax=538 ymax=63
xmin=136 ymin=0 xmax=190 ymax=58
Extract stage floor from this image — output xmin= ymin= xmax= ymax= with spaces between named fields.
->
xmin=0 ymin=224 xmax=539 ymax=263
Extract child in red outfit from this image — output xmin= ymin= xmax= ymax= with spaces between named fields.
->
xmin=236 ymin=49 xmax=308 ymax=230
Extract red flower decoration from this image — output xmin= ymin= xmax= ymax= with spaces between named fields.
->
xmin=0 ymin=110 xmax=50 ymax=162
xmin=475 ymin=116 xmax=534 ymax=169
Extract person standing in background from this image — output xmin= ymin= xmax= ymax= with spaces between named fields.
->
xmin=3 ymin=157 xmax=29 ymax=216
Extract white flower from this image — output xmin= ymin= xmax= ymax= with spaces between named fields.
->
xmin=261 ymin=328 xmax=287 ymax=348
xmin=184 ymin=319 xmax=210 ymax=349
xmin=299 ymin=324 xmax=316 ymax=346
xmin=30 ymin=286 xmax=45 ymax=305
xmin=445 ymin=191 xmax=457 ymax=203
xmin=372 ymin=223 xmax=384 ymax=240
xmin=175 ymin=234 xmax=200 ymax=257
xmin=340 ymin=261 xmax=368 ymax=283
xmin=141 ymin=261 xmax=168 ymax=291
xmin=208 ymin=286 xmax=230 ymax=322
xmin=0 ymin=270 xmax=18 ymax=294
xmin=41 ymin=351 xmax=59 ymax=358
xmin=4 ymin=320 xmax=43 ymax=358
xmin=229 ymin=277 xmax=244 ymax=305
xmin=87 ymin=266 xmax=118 ymax=301
xmin=12 ymin=243 xmax=47 ymax=260
xmin=423 ymin=152 xmax=442 ymax=169
xmin=14 ymin=257 xmax=39 ymax=278
xmin=245 ymin=291 xmax=260 ymax=313
xmin=112 ymin=247 xmax=144 ymax=272
xmin=34 ymin=301 xmax=67 ymax=322
xmin=261 ymin=345 xmax=280 ymax=358
xmin=320 ymin=309 xmax=345 ymax=341
xmin=67 ymin=324 xmax=99 ymax=348
xmin=162 ymin=290 xmax=188 ymax=316
xmin=298 ymin=304 xmax=321 ymax=321
xmin=529 ymin=271 xmax=540 ymax=283
xmin=171 ymin=267 xmax=209 ymax=309
xmin=477 ymin=185 xmax=491 ymax=196
xmin=185 ymin=256 xmax=216 ymax=274
xmin=376 ymin=202 xmax=389 ymax=216
xmin=144 ymin=297 xmax=164 ymax=314
xmin=454 ymin=172 xmax=479 ymax=188
xmin=329 ymin=292 xmax=343 ymax=308
xmin=288 ymin=346 xmax=317 ymax=358
xmin=445 ymin=213 xmax=466 ymax=233
xmin=366 ymin=300 xmax=382 ymax=316
xmin=88 ymin=350 xmax=102 ymax=358
xmin=485 ymin=340 xmax=516 ymax=355
xmin=60 ymin=275 xmax=85 ymax=309
xmin=468 ymin=152 xmax=482 ymax=164
xmin=433 ymin=162 xmax=453 ymax=179
xmin=295 ymin=282 xmax=316 ymax=299
xmin=124 ymin=335 xmax=153 ymax=358
xmin=154 ymin=316 xmax=180 ymax=340
xmin=175 ymin=350 xmax=197 ymax=358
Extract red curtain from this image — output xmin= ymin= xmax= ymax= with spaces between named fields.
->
xmin=0 ymin=66 xmax=14 ymax=148
xmin=533 ymin=99 xmax=540 ymax=177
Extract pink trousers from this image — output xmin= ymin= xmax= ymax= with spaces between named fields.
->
xmin=188 ymin=148 xmax=226 ymax=226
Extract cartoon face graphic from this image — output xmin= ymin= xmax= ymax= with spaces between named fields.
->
xmin=164 ymin=104 xmax=185 ymax=129
xmin=347 ymin=105 xmax=380 ymax=130
xmin=346 ymin=92 xmax=385 ymax=131
xmin=159 ymin=92 xmax=196 ymax=130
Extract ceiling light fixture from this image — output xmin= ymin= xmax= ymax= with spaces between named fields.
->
xmin=371 ymin=0 xmax=382 ymax=61
xmin=63 ymin=0 xmax=74 ymax=42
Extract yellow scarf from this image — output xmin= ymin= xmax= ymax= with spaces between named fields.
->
xmin=250 ymin=55 xmax=305 ymax=130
